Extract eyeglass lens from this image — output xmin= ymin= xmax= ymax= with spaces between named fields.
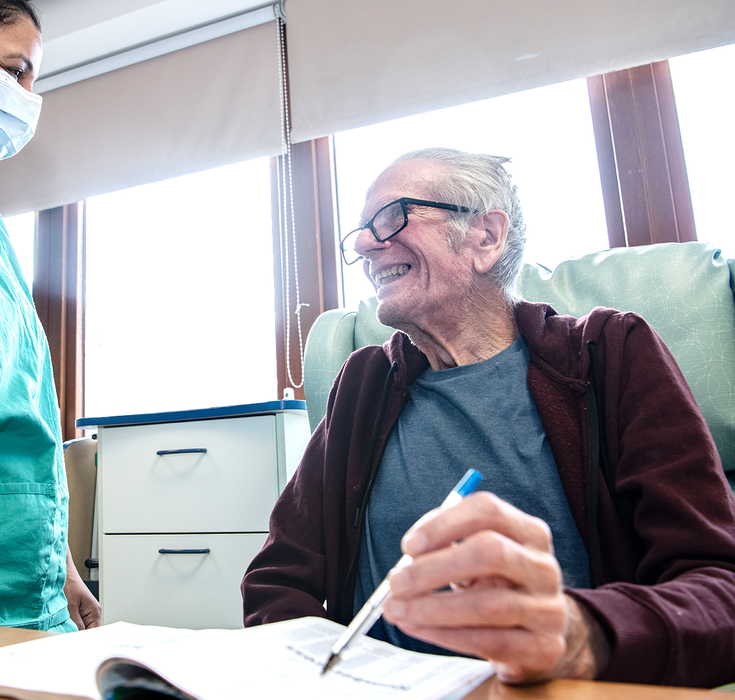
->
xmin=341 ymin=201 xmax=408 ymax=264
xmin=372 ymin=201 xmax=407 ymax=240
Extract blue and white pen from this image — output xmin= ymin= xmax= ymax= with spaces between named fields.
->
xmin=320 ymin=468 xmax=483 ymax=676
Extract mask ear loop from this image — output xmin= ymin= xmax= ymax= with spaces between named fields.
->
xmin=276 ymin=8 xmax=307 ymax=392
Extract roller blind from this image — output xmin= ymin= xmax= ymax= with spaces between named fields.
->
xmin=287 ymin=0 xmax=735 ymax=143
xmin=0 ymin=20 xmax=282 ymax=216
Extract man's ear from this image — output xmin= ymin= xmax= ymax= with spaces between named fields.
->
xmin=469 ymin=210 xmax=510 ymax=275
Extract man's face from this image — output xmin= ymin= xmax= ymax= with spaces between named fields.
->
xmin=355 ymin=159 xmax=479 ymax=334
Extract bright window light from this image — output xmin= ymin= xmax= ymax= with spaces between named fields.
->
xmin=670 ymin=44 xmax=735 ymax=259
xmin=334 ymin=78 xmax=608 ymax=308
xmin=84 ymin=159 xmax=276 ymax=418
xmin=4 ymin=211 xmax=35 ymax=288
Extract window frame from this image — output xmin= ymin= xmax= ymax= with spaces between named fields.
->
xmin=32 ymin=60 xmax=696 ymax=431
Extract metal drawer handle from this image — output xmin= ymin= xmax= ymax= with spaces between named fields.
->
xmin=156 ymin=448 xmax=207 ymax=456
xmin=158 ymin=548 xmax=211 ymax=555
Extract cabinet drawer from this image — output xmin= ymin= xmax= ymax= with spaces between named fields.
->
xmin=100 ymin=532 xmax=266 ymax=629
xmin=99 ymin=416 xmax=278 ymax=533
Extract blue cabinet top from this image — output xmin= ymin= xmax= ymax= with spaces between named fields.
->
xmin=76 ymin=399 xmax=308 ymax=429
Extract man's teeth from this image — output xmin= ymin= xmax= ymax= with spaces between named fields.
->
xmin=374 ymin=265 xmax=410 ymax=287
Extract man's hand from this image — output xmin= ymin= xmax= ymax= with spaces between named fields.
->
xmin=64 ymin=547 xmax=101 ymax=630
xmin=381 ymin=492 xmax=610 ymax=684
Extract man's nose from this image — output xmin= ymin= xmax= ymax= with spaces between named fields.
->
xmin=354 ymin=227 xmax=390 ymax=258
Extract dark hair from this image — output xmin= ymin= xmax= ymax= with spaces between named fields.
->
xmin=0 ymin=1 xmax=41 ymax=32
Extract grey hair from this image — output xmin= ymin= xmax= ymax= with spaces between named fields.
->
xmin=389 ymin=147 xmax=526 ymax=306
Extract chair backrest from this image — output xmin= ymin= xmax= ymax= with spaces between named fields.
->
xmin=303 ymin=242 xmax=735 ymax=481
xmin=64 ymin=437 xmax=98 ymax=580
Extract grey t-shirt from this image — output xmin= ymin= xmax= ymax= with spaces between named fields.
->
xmin=354 ymin=336 xmax=590 ymax=655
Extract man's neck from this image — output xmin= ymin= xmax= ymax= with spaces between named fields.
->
xmin=400 ymin=295 xmax=519 ymax=371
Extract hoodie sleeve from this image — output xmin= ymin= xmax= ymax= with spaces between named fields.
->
xmin=570 ymin=312 xmax=735 ymax=688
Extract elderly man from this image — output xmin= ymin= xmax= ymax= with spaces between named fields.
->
xmin=242 ymin=148 xmax=735 ymax=687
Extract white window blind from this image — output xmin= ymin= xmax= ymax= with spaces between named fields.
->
xmin=0 ymin=19 xmax=282 ymax=216
xmin=287 ymin=0 xmax=735 ymax=143
xmin=3 ymin=0 xmax=733 ymax=215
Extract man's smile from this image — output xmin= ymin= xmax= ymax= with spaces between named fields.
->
xmin=373 ymin=264 xmax=411 ymax=287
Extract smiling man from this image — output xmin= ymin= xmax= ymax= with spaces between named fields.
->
xmin=241 ymin=148 xmax=735 ymax=688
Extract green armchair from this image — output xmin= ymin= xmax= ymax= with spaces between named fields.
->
xmin=303 ymin=241 xmax=735 ymax=486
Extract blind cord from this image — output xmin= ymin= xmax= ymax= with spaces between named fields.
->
xmin=276 ymin=12 xmax=307 ymax=391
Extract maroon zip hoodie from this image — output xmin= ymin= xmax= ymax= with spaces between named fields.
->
xmin=242 ymin=302 xmax=735 ymax=687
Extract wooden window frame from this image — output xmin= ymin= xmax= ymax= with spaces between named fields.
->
xmin=32 ymin=60 xmax=697 ymax=419
xmin=33 ymin=202 xmax=85 ymax=442
xmin=588 ymin=61 xmax=696 ymax=247
xmin=271 ymin=137 xmax=340 ymax=401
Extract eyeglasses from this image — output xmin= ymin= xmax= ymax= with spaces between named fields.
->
xmin=339 ymin=197 xmax=474 ymax=265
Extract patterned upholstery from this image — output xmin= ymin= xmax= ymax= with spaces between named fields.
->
xmin=303 ymin=242 xmax=735 ymax=482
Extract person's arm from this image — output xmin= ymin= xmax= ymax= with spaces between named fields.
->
xmin=567 ymin=313 xmax=735 ymax=687
xmin=64 ymin=546 xmax=101 ymax=629
xmin=243 ymin=345 xmax=395 ymax=627
xmin=241 ymin=422 xmax=332 ymax=626
xmin=382 ymin=491 xmax=611 ymax=683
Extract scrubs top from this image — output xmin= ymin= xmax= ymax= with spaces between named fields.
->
xmin=0 ymin=216 xmax=72 ymax=631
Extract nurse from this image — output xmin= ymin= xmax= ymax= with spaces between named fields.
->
xmin=0 ymin=0 xmax=100 ymax=631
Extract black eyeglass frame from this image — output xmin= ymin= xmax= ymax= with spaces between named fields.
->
xmin=339 ymin=197 xmax=475 ymax=265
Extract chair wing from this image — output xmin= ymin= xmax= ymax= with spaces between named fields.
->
xmin=303 ymin=308 xmax=358 ymax=432
xmin=303 ymin=242 xmax=735 ymax=484
xmin=303 ymin=298 xmax=394 ymax=432
xmin=518 ymin=241 xmax=735 ymax=479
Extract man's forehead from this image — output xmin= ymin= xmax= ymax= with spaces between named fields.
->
xmin=362 ymin=159 xmax=442 ymax=217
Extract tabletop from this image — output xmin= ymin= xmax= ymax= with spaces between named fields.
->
xmin=0 ymin=626 xmax=718 ymax=700
xmin=464 ymin=676 xmax=715 ymax=700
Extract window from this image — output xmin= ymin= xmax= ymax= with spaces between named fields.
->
xmin=670 ymin=43 xmax=735 ymax=258
xmin=4 ymin=212 xmax=35 ymax=288
xmin=85 ymin=159 xmax=276 ymax=417
xmin=333 ymin=78 xmax=608 ymax=308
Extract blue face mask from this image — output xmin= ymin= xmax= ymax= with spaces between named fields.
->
xmin=0 ymin=70 xmax=42 ymax=160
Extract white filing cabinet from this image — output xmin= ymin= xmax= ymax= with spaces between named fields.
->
xmin=77 ymin=401 xmax=310 ymax=629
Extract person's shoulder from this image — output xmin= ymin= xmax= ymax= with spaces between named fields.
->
xmin=517 ymin=301 xmax=660 ymax=381
xmin=574 ymin=307 xmax=661 ymax=348
xmin=345 ymin=334 xmax=396 ymax=365
xmin=517 ymin=300 xmax=651 ymax=339
xmin=342 ymin=329 xmax=418 ymax=363
xmin=337 ymin=333 xmax=398 ymax=387
xmin=342 ymin=330 xmax=427 ymax=385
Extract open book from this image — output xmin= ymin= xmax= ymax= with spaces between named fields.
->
xmin=0 ymin=617 xmax=494 ymax=700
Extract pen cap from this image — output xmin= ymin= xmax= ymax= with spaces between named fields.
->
xmin=454 ymin=469 xmax=483 ymax=498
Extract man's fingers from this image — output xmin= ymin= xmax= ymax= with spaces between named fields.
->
xmin=402 ymin=492 xmax=553 ymax=558
xmin=390 ymin=529 xmax=562 ymax=599
xmin=384 ymin=583 xmax=565 ymax=631
xmin=392 ymin=621 xmax=567 ymax=681
xmin=386 ymin=594 xmax=606 ymax=684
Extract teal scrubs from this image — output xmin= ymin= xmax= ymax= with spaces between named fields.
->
xmin=0 ymin=216 xmax=74 ymax=632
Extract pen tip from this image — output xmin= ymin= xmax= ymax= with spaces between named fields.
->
xmin=320 ymin=653 xmax=338 ymax=676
